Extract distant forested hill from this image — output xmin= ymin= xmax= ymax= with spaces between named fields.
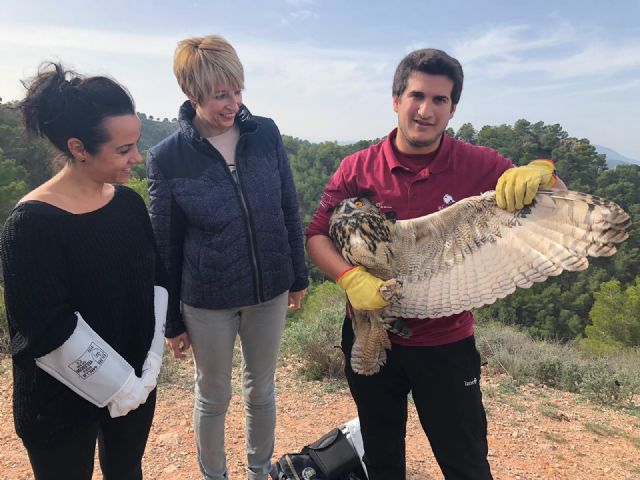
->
xmin=1 ymin=101 xmax=638 ymax=344
xmin=595 ymin=144 xmax=640 ymax=169
xmin=138 ymin=113 xmax=178 ymax=151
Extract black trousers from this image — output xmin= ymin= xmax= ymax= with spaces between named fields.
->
xmin=26 ymin=389 xmax=156 ymax=480
xmin=342 ymin=319 xmax=492 ymax=480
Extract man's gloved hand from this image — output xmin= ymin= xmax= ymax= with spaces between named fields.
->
xmin=496 ymin=159 xmax=557 ymax=212
xmin=336 ymin=266 xmax=390 ymax=310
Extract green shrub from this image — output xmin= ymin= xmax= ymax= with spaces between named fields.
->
xmin=475 ymin=321 xmax=533 ymax=360
xmin=282 ymin=294 xmax=346 ymax=381
xmin=476 ymin=321 xmax=640 ymax=407
xmin=157 ymin=352 xmax=181 ymax=385
xmin=581 ymin=277 xmax=640 ymax=353
xmin=533 ymin=357 xmax=565 ymax=388
xmin=156 ymin=348 xmax=195 ymax=387
xmin=126 ymin=177 xmax=149 ymax=206
xmin=560 ymin=362 xmax=584 ymax=393
xmin=579 ymin=355 xmax=640 ymax=405
xmin=298 ymin=281 xmax=345 ymax=322
xmin=285 ymin=280 xmax=345 ymax=326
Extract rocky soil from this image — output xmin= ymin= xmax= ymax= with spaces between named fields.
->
xmin=1 ymin=356 xmax=639 ymax=479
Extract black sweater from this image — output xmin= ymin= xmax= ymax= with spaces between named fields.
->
xmin=1 ymin=186 xmax=163 ymax=447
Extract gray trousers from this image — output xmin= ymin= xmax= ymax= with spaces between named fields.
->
xmin=183 ymin=292 xmax=288 ymax=480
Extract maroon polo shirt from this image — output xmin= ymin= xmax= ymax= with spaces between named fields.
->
xmin=306 ymin=129 xmax=514 ymax=347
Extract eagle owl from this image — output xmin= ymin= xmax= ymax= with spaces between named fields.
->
xmin=329 ymin=190 xmax=630 ymax=375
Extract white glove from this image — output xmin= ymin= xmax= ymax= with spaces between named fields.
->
xmin=149 ymin=286 xmax=168 ymax=357
xmin=140 ymin=351 xmax=162 ymax=394
xmin=36 ymin=312 xmax=149 ymax=414
xmin=107 ymin=370 xmax=149 ymax=417
xmin=139 ymin=286 xmax=168 ymax=394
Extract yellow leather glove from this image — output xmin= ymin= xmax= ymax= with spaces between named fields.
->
xmin=496 ymin=159 xmax=557 ymax=212
xmin=336 ymin=266 xmax=390 ymax=310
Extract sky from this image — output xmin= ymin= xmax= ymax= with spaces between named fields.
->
xmin=1 ymin=0 xmax=639 ymax=159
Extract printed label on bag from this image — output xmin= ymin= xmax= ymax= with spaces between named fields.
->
xmin=68 ymin=342 xmax=108 ymax=379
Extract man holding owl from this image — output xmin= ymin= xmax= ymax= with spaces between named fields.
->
xmin=306 ymin=48 xmax=565 ymax=480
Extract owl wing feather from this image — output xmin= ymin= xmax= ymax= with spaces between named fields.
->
xmin=380 ymin=189 xmax=630 ymax=319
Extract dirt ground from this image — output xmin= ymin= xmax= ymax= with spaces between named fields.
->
xmin=1 ymin=356 xmax=639 ymax=480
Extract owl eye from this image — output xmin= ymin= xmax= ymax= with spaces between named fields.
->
xmin=354 ymin=200 xmax=365 ymax=207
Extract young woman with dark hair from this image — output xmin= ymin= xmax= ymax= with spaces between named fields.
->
xmin=1 ymin=62 xmax=168 ymax=480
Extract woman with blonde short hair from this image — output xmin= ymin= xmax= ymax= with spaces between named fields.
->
xmin=147 ymin=35 xmax=308 ymax=480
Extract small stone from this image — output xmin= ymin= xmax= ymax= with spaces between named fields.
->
xmin=163 ymin=464 xmax=178 ymax=474
xmin=158 ymin=432 xmax=181 ymax=445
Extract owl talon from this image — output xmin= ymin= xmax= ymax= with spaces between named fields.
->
xmin=379 ymin=278 xmax=403 ymax=303
xmin=381 ymin=316 xmax=412 ymax=338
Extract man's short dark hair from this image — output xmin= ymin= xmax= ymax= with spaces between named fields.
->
xmin=392 ymin=49 xmax=464 ymax=105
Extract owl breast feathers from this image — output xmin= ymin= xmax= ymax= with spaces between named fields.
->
xmin=329 ymin=190 xmax=631 ymax=375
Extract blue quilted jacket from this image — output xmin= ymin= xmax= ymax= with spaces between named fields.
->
xmin=147 ymin=102 xmax=308 ymax=337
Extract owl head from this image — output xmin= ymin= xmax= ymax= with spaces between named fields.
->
xmin=329 ymin=195 xmax=380 ymax=220
xmin=329 ymin=195 xmax=392 ymax=261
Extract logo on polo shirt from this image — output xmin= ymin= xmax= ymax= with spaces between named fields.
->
xmin=437 ymin=193 xmax=456 ymax=210
xmin=375 ymin=201 xmax=394 ymax=212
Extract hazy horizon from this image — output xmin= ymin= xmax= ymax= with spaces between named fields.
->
xmin=2 ymin=0 xmax=639 ymax=158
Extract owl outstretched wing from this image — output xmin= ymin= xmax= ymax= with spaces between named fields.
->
xmin=383 ymin=189 xmax=630 ymax=319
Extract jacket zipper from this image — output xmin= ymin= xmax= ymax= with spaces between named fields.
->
xmin=200 ymin=134 xmax=263 ymax=304
xmin=232 ymin=160 xmax=263 ymax=303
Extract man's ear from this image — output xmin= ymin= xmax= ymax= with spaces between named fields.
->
xmin=449 ymin=103 xmax=457 ymax=119
xmin=67 ymin=138 xmax=87 ymax=162
xmin=393 ymin=94 xmax=400 ymax=113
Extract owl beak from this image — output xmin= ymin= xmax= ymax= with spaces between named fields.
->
xmin=344 ymin=204 xmax=354 ymax=214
